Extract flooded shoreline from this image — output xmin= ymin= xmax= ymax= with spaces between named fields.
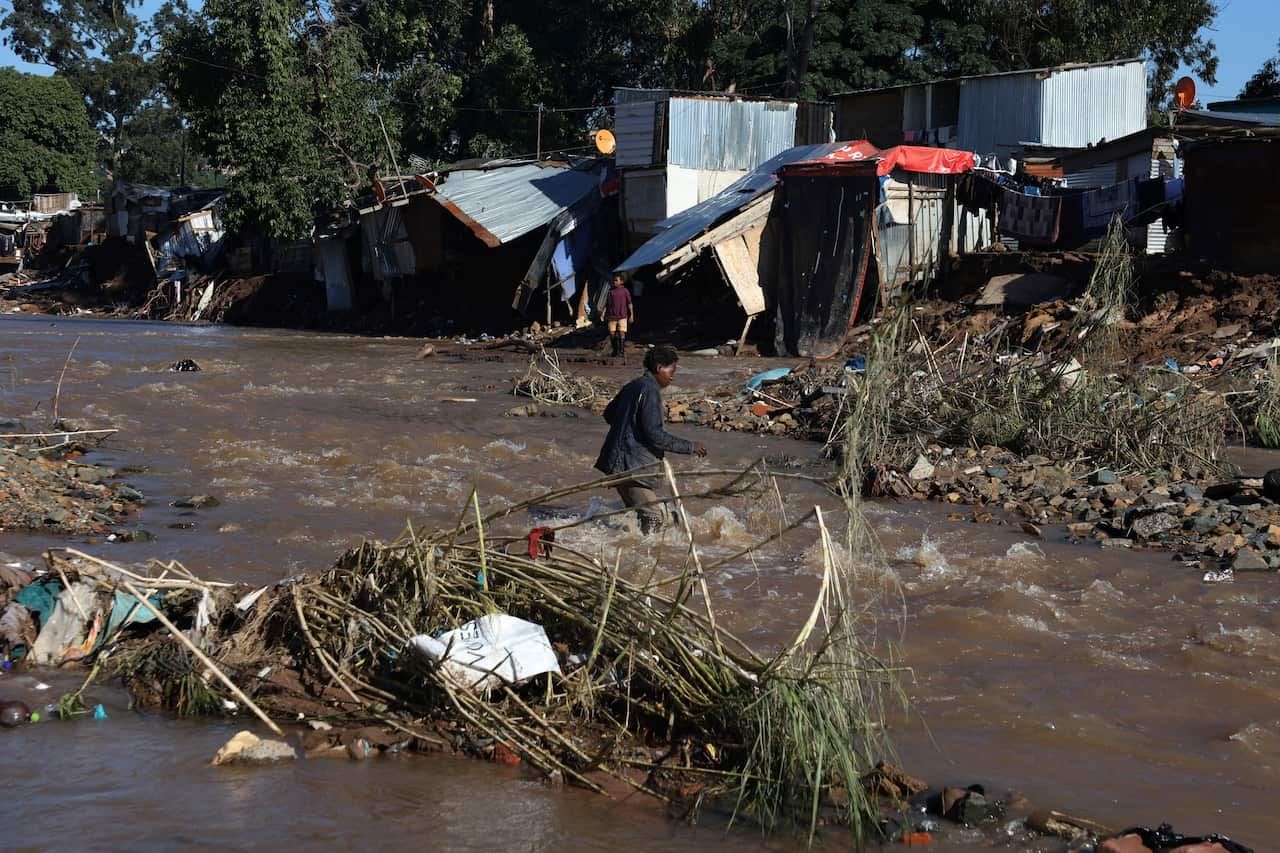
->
xmin=3 ymin=314 xmax=1278 ymax=849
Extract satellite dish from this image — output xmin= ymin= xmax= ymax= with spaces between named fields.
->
xmin=1174 ymin=77 xmax=1196 ymax=110
xmin=594 ymin=129 xmax=616 ymax=155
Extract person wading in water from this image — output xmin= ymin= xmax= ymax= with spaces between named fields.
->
xmin=595 ymin=345 xmax=707 ymax=534
xmin=605 ymin=275 xmax=634 ymax=360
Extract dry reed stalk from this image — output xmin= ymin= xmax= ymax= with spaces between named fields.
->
xmin=55 ymin=462 xmax=901 ymax=843
xmin=51 ymin=335 xmax=80 ymax=424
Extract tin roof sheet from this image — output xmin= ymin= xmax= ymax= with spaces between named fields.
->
xmin=616 ymin=142 xmax=845 ymax=272
xmin=431 ymin=161 xmax=606 ymax=246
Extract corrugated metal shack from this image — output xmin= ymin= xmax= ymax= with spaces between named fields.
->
xmin=613 ymin=89 xmax=833 ymax=244
xmin=344 ymin=158 xmax=617 ymax=328
xmin=1183 ymin=137 xmax=1280 ymax=273
xmin=833 ymin=59 xmax=1147 ymax=160
xmin=773 ymin=145 xmax=976 ymax=356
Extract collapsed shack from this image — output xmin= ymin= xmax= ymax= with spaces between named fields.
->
xmin=339 ymin=157 xmax=620 ymax=334
xmin=616 ymin=141 xmax=989 ymax=356
xmin=7 ymin=463 xmax=907 ymax=842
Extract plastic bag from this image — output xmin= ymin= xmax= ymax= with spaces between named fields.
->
xmin=409 ymin=614 xmax=561 ymax=691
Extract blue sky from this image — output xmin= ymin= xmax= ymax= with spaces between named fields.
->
xmin=0 ymin=0 xmax=1276 ymax=103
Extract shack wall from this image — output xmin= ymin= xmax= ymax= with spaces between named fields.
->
xmin=1184 ymin=139 xmax=1280 ymax=272
xmin=666 ymin=97 xmax=799 ymax=171
xmin=956 ymin=73 xmax=1043 ymax=157
xmin=1038 ymin=61 xmax=1147 ymax=149
xmin=621 ymin=168 xmax=668 ymax=242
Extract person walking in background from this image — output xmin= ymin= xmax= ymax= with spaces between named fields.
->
xmin=605 ymin=274 xmax=634 ymax=359
xmin=595 ymin=345 xmax=707 ymax=534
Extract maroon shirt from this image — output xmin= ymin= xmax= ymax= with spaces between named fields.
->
xmin=605 ymin=285 xmax=633 ymax=320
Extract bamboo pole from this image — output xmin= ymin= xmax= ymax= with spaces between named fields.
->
xmin=663 ymin=459 xmax=723 ymax=657
xmin=0 ymin=428 xmax=118 ymax=440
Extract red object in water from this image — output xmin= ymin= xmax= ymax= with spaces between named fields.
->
xmin=527 ymin=526 xmax=555 ymax=559
xmin=901 ymin=832 xmax=933 ymax=846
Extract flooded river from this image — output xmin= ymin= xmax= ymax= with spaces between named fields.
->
xmin=2 ymin=314 xmax=1278 ymax=850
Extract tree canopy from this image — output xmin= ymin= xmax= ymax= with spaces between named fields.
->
xmin=0 ymin=67 xmax=98 ymax=198
xmin=28 ymin=0 xmax=1212 ymax=237
xmin=1239 ymin=40 xmax=1280 ymax=100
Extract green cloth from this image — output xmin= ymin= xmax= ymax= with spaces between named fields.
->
xmin=100 ymin=590 xmax=163 ymax=648
xmin=15 ymin=580 xmax=61 ymax=628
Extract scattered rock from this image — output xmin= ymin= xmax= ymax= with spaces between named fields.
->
xmin=504 ymin=404 xmax=539 ymax=418
xmin=1090 ymin=469 xmax=1119 ymax=486
xmin=415 ymin=343 xmax=436 ymax=359
xmin=1231 ymin=549 xmax=1272 ymax=572
xmin=1264 ymin=468 xmax=1280 ymax=503
xmin=171 ymin=495 xmax=220 ymax=509
xmin=1129 ymin=512 xmax=1178 ymax=540
xmin=212 ymin=731 xmax=298 ymax=765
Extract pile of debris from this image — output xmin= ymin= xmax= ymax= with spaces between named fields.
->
xmin=0 ymin=465 xmax=1257 ymax=850
xmin=0 ymin=426 xmax=143 ymax=536
xmin=874 ymin=445 xmax=1280 ymax=575
xmin=1 ymin=463 xmax=905 ymax=840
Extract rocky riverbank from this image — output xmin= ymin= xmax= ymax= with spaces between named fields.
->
xmin=0 ymin=429 xmax=144 ymax=537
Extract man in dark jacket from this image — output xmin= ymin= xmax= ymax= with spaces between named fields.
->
xmin=595 ymin=345 xmax=707 ymax=533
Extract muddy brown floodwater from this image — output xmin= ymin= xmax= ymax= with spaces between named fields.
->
xmin=2 ymin=314 xmax=1279 ymax=851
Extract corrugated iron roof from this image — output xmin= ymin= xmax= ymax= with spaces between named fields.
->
xmin=615 ymin=142 xmax=845 ymax=272
xmin=1182 ymin=109 xmax=1280 ymax=127
xmin=428 ymin=160 xmax=606 ymax=247
xmin=830 ymin=58 xmax=1144 ymax=98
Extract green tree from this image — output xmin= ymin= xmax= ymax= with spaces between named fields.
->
xmin=1 ymin=0 xmax=168 ymax=170
xmin=158 ymin=0 xmax=424 ymax=238
xmin=939 ymin=0 xmax=1219 ymax=110
xmin=1240 ymin=40 xmax=1280 ymax=99
xmin=0 ymin=68 xmax=98 ymax=198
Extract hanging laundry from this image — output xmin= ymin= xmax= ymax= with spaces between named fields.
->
xmin=1081 ymin=178 xmax=1138 ymax=234
xmin=997 ymin=188 xmax=1062 ymax=246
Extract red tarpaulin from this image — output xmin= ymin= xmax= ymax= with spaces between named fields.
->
xmin=780 ymin=141 xmax=975 ymax=176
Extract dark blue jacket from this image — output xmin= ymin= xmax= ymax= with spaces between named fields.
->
xmin=595 ymin=372 xmax=693 ymax=478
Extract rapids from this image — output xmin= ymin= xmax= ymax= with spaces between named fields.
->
xmin=2 ymin=315 xmax=1277 ymax=849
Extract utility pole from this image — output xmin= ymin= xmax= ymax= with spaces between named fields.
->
xmin=536 ymin=103 xmax=544 ymax=160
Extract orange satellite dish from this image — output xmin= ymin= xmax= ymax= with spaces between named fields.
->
xmin=594 ymin=129 xmax=616 ymax=155
xmin=1174 ymin=77 xmax=1196 ymax=110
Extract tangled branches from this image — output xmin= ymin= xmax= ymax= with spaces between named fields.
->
xmin=515 ymin=346 xmax=603 ymax=407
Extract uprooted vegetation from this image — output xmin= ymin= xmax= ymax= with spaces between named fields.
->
xmin=36 ymin=462 xmax=907 ymax=843
xmin=829 ymin=220 xmax=1236 ymax=483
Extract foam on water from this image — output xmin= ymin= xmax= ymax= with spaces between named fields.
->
xmin=1003 ymin=541 xmax=1045 ymax=562
xmin=484 ymin=438 xmax=527 ymax=455
xmin=897 ymin=532 xmax=958 ymax=580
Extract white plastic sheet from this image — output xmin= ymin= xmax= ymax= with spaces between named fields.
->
xmin=410 ymin=614 xmax=561 ymax=692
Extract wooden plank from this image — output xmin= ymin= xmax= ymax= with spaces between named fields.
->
xmin=712 ymin=224 xmax=766 ymax=316
xmin=655 ymin=191 xmax=775 ymax=279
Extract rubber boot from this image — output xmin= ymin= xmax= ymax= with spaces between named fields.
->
xmin=618 ymin=332 xmax=627 ymax=363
